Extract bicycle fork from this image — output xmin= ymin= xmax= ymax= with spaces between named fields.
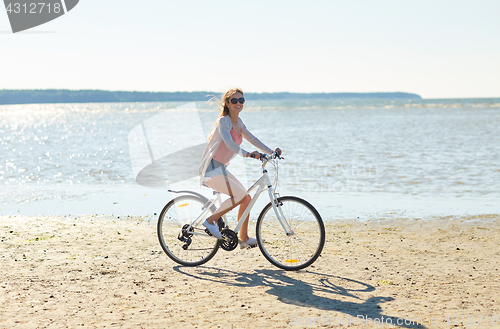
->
xmin=267 ymin=187 xmax=294 ymax=236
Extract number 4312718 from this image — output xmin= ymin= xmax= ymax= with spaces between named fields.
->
xmin=5 ymin=2 xmax=62 ymax=14
xmin=444 ymin=315 xmax=498 ymax=325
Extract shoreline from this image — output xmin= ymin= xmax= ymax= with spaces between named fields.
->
xmin=2 ymin=182 xmax=499 ymax=221
xmin=1 ymin=214 xmax=499 ymax=328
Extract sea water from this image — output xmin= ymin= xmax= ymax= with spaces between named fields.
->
xmin=1 ymin=98 xmax=499 ymax=220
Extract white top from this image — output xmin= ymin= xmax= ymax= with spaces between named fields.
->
xmin=198 ymin=115 xmax=273 ymax=185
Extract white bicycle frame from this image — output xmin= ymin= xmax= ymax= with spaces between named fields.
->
xmin=184 ymin=156 xmax=294 ymax=239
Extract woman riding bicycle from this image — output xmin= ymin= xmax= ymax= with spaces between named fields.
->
xmin=198 ymin=88 xmax=282 ymax=247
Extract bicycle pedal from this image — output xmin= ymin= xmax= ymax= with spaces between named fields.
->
xmin=217 ymin=218 xmax=226 ymax=230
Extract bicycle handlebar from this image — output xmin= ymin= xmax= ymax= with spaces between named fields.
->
xmin=251 ymin=150 xmax=284 ymax=161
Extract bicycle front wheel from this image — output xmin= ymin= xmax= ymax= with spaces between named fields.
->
xmin=157 ymin=194 xmax=220 ymax=267
xmin=256 ymin=196 xmax=325 ymax=271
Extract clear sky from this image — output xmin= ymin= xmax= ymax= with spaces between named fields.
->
xmin=1 ymin=0 xmax=499 ymax=99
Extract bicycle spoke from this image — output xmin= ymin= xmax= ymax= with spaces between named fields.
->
xmin=157 ymin=195 xmax=220 ymax=266
xmin=256 ymin=196 xmax=325 ymax=270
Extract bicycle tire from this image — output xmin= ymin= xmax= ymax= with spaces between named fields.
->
xmin=256 ymin=196 xmax=325 ymax=271
xmin=157 ymin=194 xmax=220 ymax=266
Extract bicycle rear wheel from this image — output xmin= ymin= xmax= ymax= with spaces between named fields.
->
xmin=256 ymin=196 xmax=325 ymax=271
xmin=157 ymin=194 xmax=220 ymax=266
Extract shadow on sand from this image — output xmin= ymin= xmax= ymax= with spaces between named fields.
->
xmin=174 ymin=266 xmax=426 ymax=328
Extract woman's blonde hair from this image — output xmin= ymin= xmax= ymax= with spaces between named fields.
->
xmin=207 ymin=88 xmax=244 ymax=141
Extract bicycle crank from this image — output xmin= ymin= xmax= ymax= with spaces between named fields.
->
xmin=220 ymin=229 xmax=238 ymax=251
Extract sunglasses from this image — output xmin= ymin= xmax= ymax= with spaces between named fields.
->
xmin=230 ymin=98 xmax=245 ymax=104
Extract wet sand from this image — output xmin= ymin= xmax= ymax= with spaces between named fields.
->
xmin=1 ymin=214 xmax=499 ymax=328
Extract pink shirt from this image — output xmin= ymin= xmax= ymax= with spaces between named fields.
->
xmin=213 ymin=128 xmax=242 ymax=165
xmin=198 ymin=116 xmax=273 ymax=185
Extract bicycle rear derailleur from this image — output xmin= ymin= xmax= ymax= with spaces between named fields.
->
xmin=178 ymin=224 xmax=193 ymax=250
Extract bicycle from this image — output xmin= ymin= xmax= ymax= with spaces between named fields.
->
xmin=157 ymin=151 xmax=325 ymax=271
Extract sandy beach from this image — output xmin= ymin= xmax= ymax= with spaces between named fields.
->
xmin=1 ymin=214 xmax=499 ymax=328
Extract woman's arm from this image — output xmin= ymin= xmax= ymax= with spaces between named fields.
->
xmin=240 ymin=120 xmax=273 ymax=154
xmin=218 ymin=117 xmax=250 ymax=157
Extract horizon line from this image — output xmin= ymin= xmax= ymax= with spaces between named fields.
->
xmin=1 ymin=89 xmax=499 ymax=100
xmin=1 ymin=88 xmax=418 ymax=94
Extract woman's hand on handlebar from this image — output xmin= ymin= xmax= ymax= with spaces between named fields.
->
xmin=247 ymin=149 xmax=282 ymax=160
xmin=248 ymin=151 xmax=261 ymax=159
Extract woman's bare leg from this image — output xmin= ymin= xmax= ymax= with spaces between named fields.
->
xmin=224 ymin=171 xmax=254 ymax=241
xmin=204 ymin=174 xmax=247 ymax=224
xmin=237 ymin=194 xmax=252 ymax=242
xmin=204 ymin=173 xmax=253 ymax=242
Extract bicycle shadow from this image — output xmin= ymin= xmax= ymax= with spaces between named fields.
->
xmin=173 ymin=266 xmax=426 ymax=328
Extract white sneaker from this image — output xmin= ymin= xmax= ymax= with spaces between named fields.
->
xmin=240 ymin=237 xmax=261 ymax=249
xmin=245 ymin=237 xmax=258 ymax=246
xmin=203 ymin=220 xmax=222 ymax=239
